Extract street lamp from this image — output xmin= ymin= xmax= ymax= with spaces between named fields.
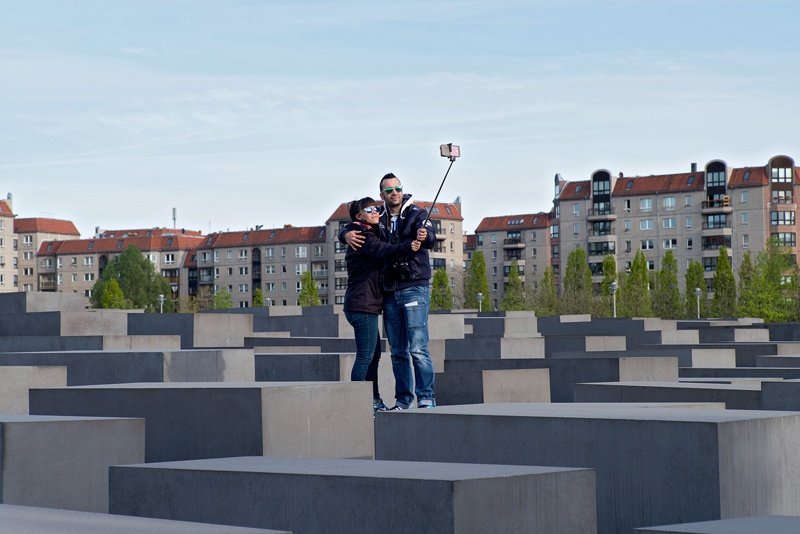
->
xmin=477 ymin=292 xmax=484 ymax=313
xmin=694 ymin=287 xmax=701 ymax=319
xmin=158 ymin=294 xmax=165 ymax=313
xmin=610 ymin=281 xmax=618 ymax=318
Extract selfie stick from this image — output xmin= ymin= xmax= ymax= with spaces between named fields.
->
xmin=423 ymin=143 xmax=461 ymax=226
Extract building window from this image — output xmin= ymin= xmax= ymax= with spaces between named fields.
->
xmin=640 ymin=198 xmax=652 ymax=212
xmin=239 ymin=283 xmax=249 ymax=293
xmin=227 ymin=267 xmax=233 ymax=276
xmin=23 ymin=251 xmax=33 ymax=260
xmin=227 ymin=250 xmax=233 ymax=260
xmin=685 ymin=195 xmax=692 ymax=207
xmin=573 ymin=203 xmax=579 ymax=217
xmin=477 ymin=235 xmax=484 ymax=246
xmin=84 ymin=257 xmax=94 ymax=266
xmin=295 ymin=281 xmax=302 ymax=293
xmin=742 ymin=213 xmax=749 ymax=226
xmin=492 ymin=250 xmax=497 ymax=261
xmin=625 ymin=241 xmax=632 ymax=253
xmin=491 ymin=234 xmax=497 ymax=244
xmin=663 ymin=197 xmax=675 ymax=211
xmin=687 ymin=238 xmax=693 ymax=251
xmin=238 ymin=250 xmax=248 ymax=260
xmin=641 ymin=240 xmax=654 ymax=250
xmin=266 ymin=283 xmax=275 ymax=291
xmin=743 ymin=234 xmax=750 ymax=248
xmin=623 ymin=199 xmax=631 ymax=213
xmin=550 ymin=225 xmax=559 ymax=239
xmin=164 ymin=253 xmax=175 ymax=265
xmin=22 ymin=268 xmax=33 ymax=276
xmin=573 ymin=223 xmax=580 ymax=236
xmin=492 ymin=282 xmax=498 ymax=292
xmin=314 ymin=245 xmax=324 ymax=257
xmin=84 ymin=273 xmax=94 ymax=282
xmin=281 ymin=282 xmax=288 ymax=291
xmin=664 ymin=239 xmax=677 ymax=249
xmin=640 ymin=219 xmax=654 ymax=230
xmin=492 ymin=266 xmax=498 ymax=276
xmin=295 ymin=264 xmax=308 ymax=276
xmin=72 ymin=274 xmax=78 ymax=282
xmin=295 ymin=246 xmax=308 ymax=258
xmin=771 ymin=211 xmax=796 ymax=226
xmin=265 ymin=248 xmax=274 ymax=258
xmin=23 ymin=235 xmax=33 ymax=246
xmin=685 ymin=216 xmax=693 ymax=230
xmin=771 ymin=233 xmax=795 ymax=247
xmin=214 ymin=251 xmax=219 ymax=263
xmin=771 ymin=167 xmax=792 ymax=183
xmin=201 ymin=252 xmax=210 ymax=263
xmin=239 ymin=266 xmax=249 ymax=275
xmin=741 ymin=191 xmax=748 ymax=205
xmin=662 ymin=217 xmax=677 ymax=229
xmin=214 ymin=268 xmax=220 ymax=279
xmin=707 ymin=171 xmax=726 ymax=187
xmin=647 ymin=260 xmax=655 ymax=270
xmin=624 ymin=220 xmax=631 ymax=233
xmin=265 ymin=265 xmax=275 ymax=274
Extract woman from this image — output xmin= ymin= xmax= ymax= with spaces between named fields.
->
xmin=343 ymin=197 xmax=420 ymax=413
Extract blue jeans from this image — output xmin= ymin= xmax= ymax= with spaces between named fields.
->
xmin=344 ymin=311 xmax=381 ymax=401
xmin=383 ymin=285 xmax=435 ymax=408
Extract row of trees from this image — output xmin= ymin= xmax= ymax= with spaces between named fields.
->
xmin=91 ymin=245 xmax=323 ymax=312
xmin=454 ymin=241 xmax=800 ymax=321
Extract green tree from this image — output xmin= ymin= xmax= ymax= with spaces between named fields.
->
xmin=737 ymin=251 xmax=758 ymax=317
xmin=98 ymin=278 xmax=128 ymax=309
xmin=595 ymin=254 xmax=618 ymax=318
xmin=430 ymin=267 xmax=453 ymax=310
xmin=91 ymin=245 xmax=173 ymax=312
xmin=753 ymin=239 xmax=797 ymax=322
xmin=297 ymin=270 xmax=321 ymax=307
xmin=561 ymin=248 xmax=593 ymax=315
xmin=653 ymin=250 xmax=681 ymax=319
xmin=213 ymin=287 xmax=233 ymax=309
xmin=684 ymin=260 xmax=707 ymax=318
xmin=464 ymin=251 xmax=489 ymax=310
xmin=711 ymin=246 xmax=737 ymax=317
xmin=533 ymin=266 xmax=558 ymax=316
xmin=501 ymin=259 xmax=526 ymax=311
xmin=253 ymin=287 xmax=265 ymax=307
xmin=619 ymin=251 xmax=651 ymax=317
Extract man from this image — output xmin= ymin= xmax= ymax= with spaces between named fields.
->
xmin=341 ymin=172 xmax=437 ymax=409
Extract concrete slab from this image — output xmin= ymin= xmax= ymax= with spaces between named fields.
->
xmin=0 ymin=415 xmax=144 ymax=512
xmin=482 ymin=368 xmax=550 ymax=403
xmin=573 ymin=381 xmax=762 ymax=410
xmin=0 ymin=291 xmax=86 ymax=313
xmin=635 ymin=515 xmax=800 ymax=533
xmin=444 ymin=356 xmax=678 ymax=402
xmin=681 ymin=367 xmax=800 ymax=381
xmin=0 ymin=349 xmax=254 ymax=385
xmin=0 ymin=366 xmax=66 ymax=414
xmin=0 ymin=504 xmax=286 ymax=533
xmin=375 ymin=404 xmax=800 ymax=533
xmin=30 ymin=382 xmax=373 ymax=462
xmin=109 ymin=456 xmax=597 ymax=534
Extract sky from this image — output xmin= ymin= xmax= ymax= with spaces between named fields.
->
xmin=2 ymin=0 xmax=799 ymax=238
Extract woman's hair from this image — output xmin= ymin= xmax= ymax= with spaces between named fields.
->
xmin=348 ymin=197 xmax=377 ymax=221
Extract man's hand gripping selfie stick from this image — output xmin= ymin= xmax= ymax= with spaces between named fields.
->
xmin=423 ymin=143 xmax=461 ymax=227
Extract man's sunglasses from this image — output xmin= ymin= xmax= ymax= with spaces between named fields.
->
xmin=362 ymin=206 xmax=380 ymax=214
xmin=383 ymin=186 xmax=403 ymax=194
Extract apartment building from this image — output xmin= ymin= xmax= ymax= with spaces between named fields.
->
xmin=326 ymin=199 xmax=465 ymax=306
xmin=15 ymin=217 xmax=82 ymax=292
xmin=36 ymin=233 xmax=204 ymax=301
xmin=552 ymin=155 xmax=798 ymax=291
xmin=0 ymin=194 xmax=14 ymax=292
xmin=194 ymin=225 xmax=327 ymax=308
xmin=473 ymin=212 xmax=551 ymax=310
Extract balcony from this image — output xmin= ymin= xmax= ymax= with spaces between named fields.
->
xmin=586 ymin=207 xmax=616 ymax=221
xmin=313 ymin=269 xmax=329 ymax=279
xmin=701 ymin=222 xmax=732 ymax=238
xmin=701 ymin=197 xmax=732 ymax=215
xmin=503 ymin=238 xmax=524 ymax=249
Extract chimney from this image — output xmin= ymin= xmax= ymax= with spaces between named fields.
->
xmin=691 ymin=162 xmax=697 ymax=173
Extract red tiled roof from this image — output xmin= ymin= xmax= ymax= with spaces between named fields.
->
xmin=0 ymin=201 xmax=12 ymax=217
xmin=465 ymin=234 xmax=477 ymax=249
xmin=611 ymin=172 xmax=705 ymax=196
xmin=96 ymin=228 xmax=203 ymax=238
xmin=326 ymin=200 xmax=463 ymax=222
xmin=199 ymin=226 xmax=327 ymax=249
xmin=559 ymin=181 xmax=591 ymax=200
xmin=475 ymin=212 xmax=550 ymax=233
xmin=14 ymin=218 xmax=80 ymax=235
xmin=37 ymin=235 xmax=203 ymax=256
xmin=727 ymin=167 xmax=769 ymax=188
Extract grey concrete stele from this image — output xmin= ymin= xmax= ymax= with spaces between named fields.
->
xmin=109 ymin=456 xmax=597 ymax=534
xmin=374 ymin=404 xmax=800 ymax=534
xmin=30 ymin=381 xmax=374 ymax=462
xmin=0 ymin=415 xmax=144 ymax=513
xmin=0 ymin=504 xmax=288 ymax=534
xmin=635 ymin=515 xmax=800 ymax=533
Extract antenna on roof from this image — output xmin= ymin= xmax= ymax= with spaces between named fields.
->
xmin=172 ymin=208 xmax=177 ymax=229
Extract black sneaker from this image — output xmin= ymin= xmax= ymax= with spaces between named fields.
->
xmin=387 ymin=405 xmax=408 ymax=411
xmin=373 ymin=401 xmax=388 ymax=412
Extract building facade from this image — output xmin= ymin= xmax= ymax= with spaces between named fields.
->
xmin=473 ymin=213 xmax=551 ymax=310
xmin=15 ymin=218 xmax=82 ymax=292
xmin=0 ymin=195 xmax=14 ymax=292
xmin=551 ymin=155 xmax=798 ymax=292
